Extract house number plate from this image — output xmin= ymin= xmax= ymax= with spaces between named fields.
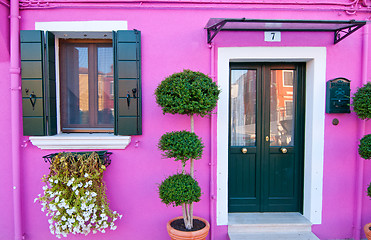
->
xmin=264 ymin=31 xmax=281 ymax=42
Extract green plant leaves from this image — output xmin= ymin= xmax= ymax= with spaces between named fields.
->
xmin=155 ymin=69 xmax=220 ymax=117
xmin=158 ymin=131 xmax=204 ymax=163
xmin=159 ymin=173 xmax=201 ymax=206
xmin=359 ymin=134 xmax=371 ymax=160
xmin=352 ymin=82 xmax=371 ymax=120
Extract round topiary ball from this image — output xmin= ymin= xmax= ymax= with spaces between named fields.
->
xmin=352 ymin=82 xmax=371 ymax=120
xmin=155 ymin=70 xmax=220 ymax=117
xmin=159 ymin=173 xmax=201 ymax=207
xmin=359 ymin=134 xmax=371 ymax=160
xmin=158 ymin=131 xmax=204 ymax=163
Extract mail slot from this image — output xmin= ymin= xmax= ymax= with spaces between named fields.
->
xmin=326 ymin=78 xmax=351 ymax=113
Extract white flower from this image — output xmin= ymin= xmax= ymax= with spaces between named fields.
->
xmin=49 ymin=204 xmax=57 ymax=211
xmin=84 ymin=173 xmax=89 ymax=178
xmin=91 ymin=192 xmax=97 ymax=197
xmin=78 ymin=183 xmax=83 ymax=188
xmin=111 ymin=225 xmax=117 ymax=230
xmin=75 ymin=190 xmax=79 ymax=195
xmin=54 ymin=179 xmax=59 ymax=184
xmin=42 ymin=185 xmax=48 ymax=191
xmin=67 ymin=178 xmax=74 ymax=187
xmin=55 ymin=196 xmax=60 ymax=203
xmin=34 ymin=198 xmax=38 ymax=203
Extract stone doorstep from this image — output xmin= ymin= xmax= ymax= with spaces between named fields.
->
xmin=228 ymin=213 xmax=320 ymax=240
xmin=228 ymin=232 xmax=320 ymax=240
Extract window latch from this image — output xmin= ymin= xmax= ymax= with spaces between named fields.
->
xmin=126 ymin=93 xmax=131 ymax=108
xmin=29 ymin=92 xmax=36 ymax=111
xmin=132 ymin=88 xmax=137 ymax=98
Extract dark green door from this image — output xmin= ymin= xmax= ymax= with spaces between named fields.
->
xmin=228 ymin=63 xmax=305 ymax=212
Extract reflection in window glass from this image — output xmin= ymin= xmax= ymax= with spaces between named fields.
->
xmin=230 ymin=70 xmax=256 ymax=146
xmin=66 ymin=46 xmax=89 ymax=125
xmin=61 ymin=41 xmax=113 ymax=132
xmin=270 ymin=70 xmax=295 ymax=146
xmin=97 ymin=47 xmax=114 ymax=125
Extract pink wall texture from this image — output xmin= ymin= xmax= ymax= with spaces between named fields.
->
xmin=0 ymin=1 xmax=370 ymax=240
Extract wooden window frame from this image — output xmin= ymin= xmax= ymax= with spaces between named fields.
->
xmin=59 ymin=39 xmax=114 ymax=133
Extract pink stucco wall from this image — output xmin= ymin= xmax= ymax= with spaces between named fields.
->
xmin=0 ymin=2 xmax=370 ymax=240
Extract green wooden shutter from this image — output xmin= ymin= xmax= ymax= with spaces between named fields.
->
xmin=45 ymin=31 xmax=57 ymax=135
xmin=21 ymin=30 xmax=57 ymax=136
xmin=113 ymin=30 xmax=142 ymax=135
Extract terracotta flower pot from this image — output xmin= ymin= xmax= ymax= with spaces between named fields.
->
xmin=167 ymin=216 xmax=210 ymax=240
xmin=365 ymin=223 xmax=371 ymax=240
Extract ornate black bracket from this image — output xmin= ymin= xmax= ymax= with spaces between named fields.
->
xmin=42 ymin=151 xmax=112 ymax=167
xmin=207 ymin=19 xmax=227 ymax=44
xmin=334 ymin=23 xmax=365 ymax=44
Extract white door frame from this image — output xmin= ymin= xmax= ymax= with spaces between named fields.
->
xmin=216 ymin=47 xmax=326 ymax=225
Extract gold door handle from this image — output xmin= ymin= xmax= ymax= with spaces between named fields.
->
xmin=280 ymin=148 xmax=288 ymax=154
xmin=241 ymin=148 xmax=248 ymax=154
xmin=265 ymin=136 xmax=269 ymax=142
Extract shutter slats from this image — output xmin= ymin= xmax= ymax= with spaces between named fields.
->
xmin=114 ymin=30 xmax=142 ymax=135
xmin=21 ymin=30 xmax=45 ymax=136
xmin=21 ymin=30 xmax=56 ymax=136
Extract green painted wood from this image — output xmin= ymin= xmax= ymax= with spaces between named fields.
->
xmin=21 ymin=30 xmax=57 ymax=136
xmin=21 ymin=30 xmax=45 ymax=136
xmin=45 ymin=31 xmax=57 ymax=135
xmin=228 ymin=63 xmax=305 ymax=213
xmin=114 ymin=30 xmax=142 ymax=135
xmin=229 ymin=64 xmax=262 ymax=212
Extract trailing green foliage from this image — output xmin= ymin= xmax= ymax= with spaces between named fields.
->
xmin=155 ymin=69 xmax=220 ymax=116
xmin=367 ymin=182 xmax=371 ymax=198
xmin=352 ymin=82 xmax=371 ymax=120
xmin=35 ymin=152 xmax=121 ymax=237
xmin=159 ymin=173 xmax=201 ymax=207
xmin=158 ymin=131 xmax=204 ymax=163
xmin=359 ymin=134 xmax=371 ymax=160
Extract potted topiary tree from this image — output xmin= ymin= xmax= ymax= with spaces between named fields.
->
xmin=352 ymin=82 xmax=371 ymax=240
xmin=155 ymin=70 xmax=220 ymax=239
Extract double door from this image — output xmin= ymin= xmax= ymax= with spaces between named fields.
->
xmin=228 ymin=63 xmax=305 ymax=212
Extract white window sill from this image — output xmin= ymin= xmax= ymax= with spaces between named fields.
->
xmin=29 ymin=133 xmax=131 ymax=150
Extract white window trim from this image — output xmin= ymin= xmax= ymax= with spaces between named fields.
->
xmin=30 ymin=21 xmax=131 ymax=150
xmin=217 ymin=47 xmax=326 ymax=225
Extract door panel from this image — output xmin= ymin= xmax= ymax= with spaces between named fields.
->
xmin=229 ymin=65 xmax=261 ymax=212
xmin=229 ymin=63 xmax=305 ymax=213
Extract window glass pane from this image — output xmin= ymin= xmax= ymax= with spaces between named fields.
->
xmin=230 ymin=69 xmax=257 ymax=146
xmin=270 ymin=70 xmax=295 ymax=146
xmin=97 ymin=47 xmax=114 ymax=125
xmin=66 ymin=46 xmax=89 ymax=125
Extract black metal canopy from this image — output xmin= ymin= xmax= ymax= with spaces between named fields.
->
xmin=205 ymin=18 xmax=366 ymax=44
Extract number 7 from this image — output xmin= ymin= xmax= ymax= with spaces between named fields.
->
xmin=271 ymin=33 xmax=275 ymax=40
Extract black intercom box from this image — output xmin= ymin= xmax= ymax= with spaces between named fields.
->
xmin=326 ymin=78 xmax=351 ymax=113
